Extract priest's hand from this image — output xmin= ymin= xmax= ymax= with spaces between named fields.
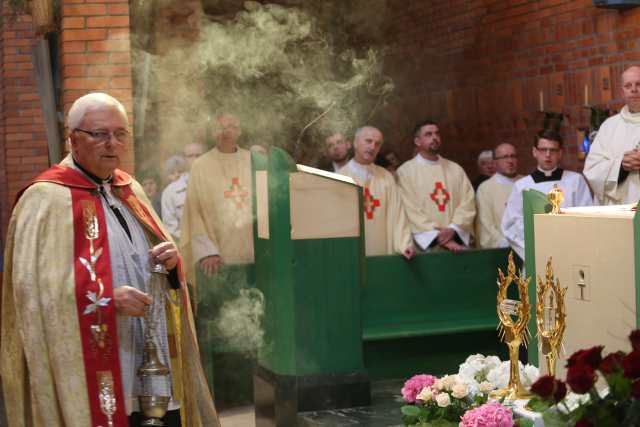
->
xmin=200 ymin=255 xmax=223 ymax=277
xmin=114 ymin=286 xmax=152 ymax=317
xmin=435 ymin=227 xmax=455 ymax=245
xmin=403 ymin=245 xmax=416 ymax=260
xmin=150 ymin=241 xmax=178 ymax=270
xmin=622 ymin=150 xmax=640 ymax=172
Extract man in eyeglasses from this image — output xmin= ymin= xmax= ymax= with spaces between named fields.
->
xmin=475 ymin=143 xmax=521 ymax=248
xmin=584 ymin=65 xmax=640 ymax=205
xmin=1 ymin=92 xmax=220 ymax=426
xmin=501 ymin=130 xmax=593 ymax=260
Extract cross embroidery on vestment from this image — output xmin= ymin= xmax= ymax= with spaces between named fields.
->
xmin=224 ymin=177 xmax=249 ymax=209
xmin=430 ymin=181 xmax=450 ymax=212
xmin=363 ymin=186 xmax=381 ymax=220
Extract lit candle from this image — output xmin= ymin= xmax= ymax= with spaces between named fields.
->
xmin=539 ymin=91 xmax=544 ymax=112
xmin=584 ymin=84 xmax=589 ymax=106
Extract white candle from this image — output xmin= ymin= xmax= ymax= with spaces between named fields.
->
xmin=539 ymin=91 xmax=544 ymax=112
xmin=584 ymin=84 xmax=589 ymax=106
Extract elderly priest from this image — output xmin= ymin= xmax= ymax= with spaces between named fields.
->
xmin=1 ymin=93 xmax=219 ymax=427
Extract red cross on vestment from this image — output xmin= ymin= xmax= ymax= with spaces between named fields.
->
xmin=224 ymin=177 xmax=249 ymax=209
xmin=430 ymin=181 xmax=450 ymax=212
xmin=363 ymin=186 xmax=381 ymax=220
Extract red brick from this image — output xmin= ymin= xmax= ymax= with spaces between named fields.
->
xmin=86 ymin=64 xmax=130 ymax=77
xmin=4 ymin=54 xmax=32 ymax=63
xmin=109 ymin=52 xmax=131 ymax=64
xmin=62 ymin=17 xmax=85 ymax=29
xmin=63 ymin=4 xmax=107 ymax=16
xmin=65 ymin=77 xmax=110 ymax=90
xmin=64 ymin=65 xmax=87 ymax=77
xmin=62 ymin=52 xmax=109 ymax=65
xmin=62 ymin=28 xmax=107 ymax=42
xmin=86 ymin=16 xmax=129 ymax=28
xmin=107 ymin=4 xmax=129 ymax=14
xmin=87 ymin=39 xmax=129 ymax=52
xmin=109 ymin=76 xmax=132 ymax=89
xmin=62 ymin=41 xmax=86 ymax=53
xmin=108 ymin=28 xmax=129 ymax=40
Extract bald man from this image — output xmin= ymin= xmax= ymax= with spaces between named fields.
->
xmin=337 ymin=126 xmax=415 ymax=258
xmin=161 ymin=142 xmax=206 ymax=242
xmin=475 ymin=143 xmax=521 ymax=248
xmin=585 ymin=65 xmax=640 ymax=204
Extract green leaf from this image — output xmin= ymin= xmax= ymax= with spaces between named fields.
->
xmin=526 ymin=397 xmax=552 ymax=412
xmin=402 ymin=406 xmax=421 ymax=417
xmin=542 ymin=411 xmax=571 ymax=427
xmin=514 ymin=419 xmax=535 ymax=427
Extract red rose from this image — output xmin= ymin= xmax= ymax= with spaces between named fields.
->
xmin=531 ymin=375 xmax=555 ymax=399
xmin=566 ymin=364 xmax=596 ymax=394
xmin=599 ymin=352 xmax=625 ymax=375
xmin=631 ymin=330 xmax=640 ymax=352
xmin=575 ymin=419 xmax=592 ymax=427
xmin=566 ymin=346 xmax=603 ymax=369
xmin=624 ymin=350 xmax=640 ymax=379
xmin=530 ymin=375 xmax=567 ymax=403
xmin=553 ymin=380 xmax=567 ymax=403
xmin=633 ymin=380 xmax=640 ymax=399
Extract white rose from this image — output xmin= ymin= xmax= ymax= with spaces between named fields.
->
xmin=479 ymin=381 xmax=494 ymax=394
xmin=434 ymin=379 xmax=444 ymax=391
xmin=451 ymin=383 xmax=469 ymax=399
xmin=435 ymin=392 xmax=451 ymax=407
xmin=485 ymin=355 xmax=501 ymax=369
xmin=416 ymin=387 xmax=433 ymax=402
xmin=523 ymin=364 xmax=540 ymax=386
xmin=441 ymin=375 xmax=457 ymax=391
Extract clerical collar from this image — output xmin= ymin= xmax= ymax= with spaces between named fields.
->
xmin=72 ymin=157 xmax=113 ymax=185
xmin=531 ymin=167 xmax=563 ymax=183
xmin=415 ymin=153 xmax=440 ymax=165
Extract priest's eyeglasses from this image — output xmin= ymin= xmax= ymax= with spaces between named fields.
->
xmin=74 ymin=128 xmax=130 ymax=144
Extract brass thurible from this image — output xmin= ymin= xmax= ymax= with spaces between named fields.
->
xmin=536 ymin=257 xmax=567 ymax=377
xmin=491 ymin=251 xmax=533 ymax=401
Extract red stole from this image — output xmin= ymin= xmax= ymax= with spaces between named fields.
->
xmin=18 ymin=165 xmax=187 ymax=426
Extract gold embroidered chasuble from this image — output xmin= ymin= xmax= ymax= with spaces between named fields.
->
xmin=1 ymin=156 xmax=219 ymax=427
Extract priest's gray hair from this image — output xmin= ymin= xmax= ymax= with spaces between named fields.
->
xmin=477 ymin=150 xmax=493 ymax=164
xmin=67 ymin=92 xmax=128 ymax=130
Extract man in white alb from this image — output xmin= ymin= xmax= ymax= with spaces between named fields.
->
xmin=584 ymin=65 xmax=640 ymax=205
xmin=502 ymin=130 xmax=593 ymax=260
xmin=476 ymin=143 xmax=521 ymax=248
xmin=161 ymin=142 xmax=205 ymax=242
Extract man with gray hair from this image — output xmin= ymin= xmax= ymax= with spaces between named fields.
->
xmin=1 ymin=92 xmax=219 ymax=426
xmin=473 ymin=149 xmax=496 ymax=190
xmin=161 ymin=142 xmax=206 ymax=242
xmin=475 ymin=143 xmax=521 ymax=248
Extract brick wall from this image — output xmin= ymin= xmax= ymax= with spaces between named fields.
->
xmin=61 ymin=0 xmax=134 ymax=173
xmin=381 ymin=0 xmax=640 ymax=179
xmin=1 ymin=3 xmax=48 ymax=237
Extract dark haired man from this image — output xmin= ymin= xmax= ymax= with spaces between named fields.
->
xmin=397 ymin=120 xmax=476 ymax=252
xmin=502 ymin=130 xmax=592 ymax=260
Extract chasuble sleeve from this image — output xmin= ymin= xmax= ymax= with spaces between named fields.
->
xmin=449 ymin=165 xmax=476 ymax=237
xmin=387 ymin=174 xmax=414 ymax=254
xmin=180 ymin=166 xmax=220 ymax=276
xmin=397 ymin=167 xmax=439 ymax=234
xmin=476 ymin=181 xmax=503 ymax=248
xmin=2 ymin=183 xmax=92 ymax=426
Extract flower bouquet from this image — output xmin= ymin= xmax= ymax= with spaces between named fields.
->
xmin=528 ymin=329 xmax=640 ymax=426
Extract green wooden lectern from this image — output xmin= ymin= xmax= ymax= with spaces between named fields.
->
xmin=252 ymin=148 xmax=370 ymax=426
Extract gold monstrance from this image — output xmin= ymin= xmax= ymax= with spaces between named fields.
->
xmin=536 ymin=257 xmax=567 ymax=377
xmin=492 ymin=252 xmax=533 ymax=400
